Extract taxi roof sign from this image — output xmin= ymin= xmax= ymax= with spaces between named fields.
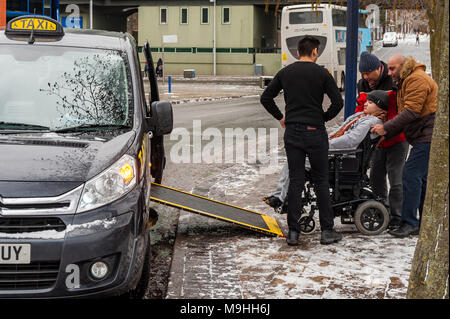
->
xmin=5 ymin=15 xmax=64 ymax=37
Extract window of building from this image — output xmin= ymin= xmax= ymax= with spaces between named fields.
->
xmin=160 ymin=8 xmax=168 ymax=24
xmin=7 ymin=0 xmax=28 ymax=12
xmin=180 ymin=8 xmax=188 ymax=24
xmin=29 ymin=0 xmax=44 ymax=15
xmin=44 ymin=0 xmax=52 ymax=16
xmin=201 ymin=7 xmax=209 ymax=24
xmin=222 ymin=7 xmax=230 ymax=24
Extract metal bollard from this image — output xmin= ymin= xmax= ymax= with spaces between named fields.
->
xmin=168 ymin=76 xmax=172 ymax=93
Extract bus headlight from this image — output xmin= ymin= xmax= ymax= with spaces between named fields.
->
xmin=77 ymin=154 xmax=137 ymax=213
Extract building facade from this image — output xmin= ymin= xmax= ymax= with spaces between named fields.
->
xmin=138 ymin=3 xmax=280 ymax=75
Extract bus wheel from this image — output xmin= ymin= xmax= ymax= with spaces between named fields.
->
xmin=340 ymin=73 xmax=345 ymax=92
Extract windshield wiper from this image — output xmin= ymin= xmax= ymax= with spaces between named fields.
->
xmin=0 ymin=121 xmax=50 ymax=130
xmin=54 ymin=124 xmax=132 ymax=133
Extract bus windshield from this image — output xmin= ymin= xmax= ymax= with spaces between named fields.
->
xmin=0 ymin=46 xmax=132 ymax=131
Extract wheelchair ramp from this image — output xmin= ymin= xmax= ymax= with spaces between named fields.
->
xmin=150 ymin=183 xmax=284 ymax=237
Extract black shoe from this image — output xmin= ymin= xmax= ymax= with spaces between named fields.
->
xmin=320 ymin=229 xmax=343 ymax=245
xmin=263 ymin=195 xmax=282 ymax=209
xmin=388 ymin=223 xmax=419 ymax=238
xmin=286 ymin=230 xmax=299 ymax=246
xmin=388 ymin=218 xmax=402 ymax=230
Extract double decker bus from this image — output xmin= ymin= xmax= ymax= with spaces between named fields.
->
xmin=281 ymin=4 xmax=371 ymax=91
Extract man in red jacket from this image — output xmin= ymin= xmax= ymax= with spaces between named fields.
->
xmin=356 ymin=52 xmax=409 ymax=229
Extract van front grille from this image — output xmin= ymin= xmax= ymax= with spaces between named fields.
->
xmin=0 ymin=202 xmax=70 ymax=210
xmin=0 ymin=217 xmax=66 ymax=233
xmin=0 ymin=261 xmax=60 ymax=290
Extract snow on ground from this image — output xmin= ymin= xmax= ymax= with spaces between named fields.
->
xmin=233 ymin=231 xmax=416 ymax=299
xmin=233 ymin=163 xmax=416 ymax=299
xmin=179 ymin=144 xmax=418 ymax=299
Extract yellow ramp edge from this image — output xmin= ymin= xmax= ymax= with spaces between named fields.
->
xmin=150 ymin=183 xmax=285 ymax=238
xmin=261 ymin=215 xmax=285 ymax=238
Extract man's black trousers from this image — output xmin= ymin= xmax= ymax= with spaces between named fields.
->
xmin=284 ymin=124 xmax=334 ymax=232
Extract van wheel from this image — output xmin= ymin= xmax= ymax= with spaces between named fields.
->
xmin=340 ymin=73 xmax=345 ymax=92
xmin=354 ymin=200 xmax=389 ymax=236
xmin=126 ymin=234 xmax=151 ymax=299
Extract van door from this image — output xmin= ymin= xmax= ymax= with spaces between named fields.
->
xmin=143 ymin=42 xmax=166 ymax=184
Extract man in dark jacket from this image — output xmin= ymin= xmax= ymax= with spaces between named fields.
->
xmin=371 ymin=54 xmax=438 ymax=238
xmin=356 ymin=52 xmax=409 ymax=229
xmin=260 ymin=36 xmax=343 ymax=246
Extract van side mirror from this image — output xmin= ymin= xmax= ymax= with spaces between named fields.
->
xmin=147 ymin=101 xmax=173 ymax=136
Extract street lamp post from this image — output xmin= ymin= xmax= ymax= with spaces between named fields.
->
xmin=90 ymin=0 xmax=93 ymax=29
xmin=210 ymin=0 xmax=216 ymax=76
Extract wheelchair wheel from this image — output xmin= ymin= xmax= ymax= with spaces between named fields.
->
xmin=354 ymin=200 xmax=389 ymax=236
xmin=299 ymin=210 xmax=316 ymax=234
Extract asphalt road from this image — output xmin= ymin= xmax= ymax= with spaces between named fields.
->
xmin=373 ymin=36 xmax=431 ymax=72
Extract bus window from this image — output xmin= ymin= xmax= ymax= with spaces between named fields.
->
xmin=338 ymin=48 xmax=346 ymax=65
xmin=7 ymin=0 xmax=28 ymax=12
xmin=289 ymin=11 xmax=323 ymax=24
xmin=332 ymin=9 xmax=346 ymax=27
xmin=359 ymin=13 xmax=368 ymax=28
xmin=332 ymin=9 xmax=369 ymax=28
xmin=286 ymin=35 xmax=327 ymax=59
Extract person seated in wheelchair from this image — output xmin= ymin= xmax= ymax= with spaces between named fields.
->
xmin=263 ymin=90 xmax=389 ymax=212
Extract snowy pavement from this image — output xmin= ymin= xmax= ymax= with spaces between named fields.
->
xmin=164 ymin=149 xmax=417 ymax=299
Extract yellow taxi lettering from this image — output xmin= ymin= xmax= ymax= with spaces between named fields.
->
xmin=26 ymin=19 xmax=34 ymax=29
xmin=36 ymin=19 xmax=44 ymax=30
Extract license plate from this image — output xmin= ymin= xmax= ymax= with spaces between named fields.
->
xmin=0 ymin=244 xmax=31 ymax=264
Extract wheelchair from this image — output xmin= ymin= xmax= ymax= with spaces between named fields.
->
xmin=296 ymin=134 xmax=390 ymax=236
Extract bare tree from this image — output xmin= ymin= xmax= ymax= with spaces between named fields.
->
xmin=407 ymin=0 xmax=449 ymax=299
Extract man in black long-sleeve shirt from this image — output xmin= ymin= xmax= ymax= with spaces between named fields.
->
xmin=260 ymin=36 xmax=344 ymax=246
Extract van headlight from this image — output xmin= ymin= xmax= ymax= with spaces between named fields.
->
xmin=76 ymin=154 xmax=137 ymax=213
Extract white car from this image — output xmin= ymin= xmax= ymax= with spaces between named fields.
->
xmin=382 ymin=32 xmax=398 ymax=47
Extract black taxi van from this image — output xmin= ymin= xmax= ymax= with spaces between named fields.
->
xmin=0 ymin=16 xmax=173 ymax=298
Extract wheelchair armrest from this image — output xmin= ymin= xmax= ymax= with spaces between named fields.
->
xmin=328 ymin=148 xmax=364 ymax=155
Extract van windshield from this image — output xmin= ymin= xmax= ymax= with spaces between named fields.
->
xmin=0 ymin=45 xmax=132 ymax=131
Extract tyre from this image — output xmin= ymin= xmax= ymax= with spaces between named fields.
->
xmin=354 ymin=200 xmax=389 ymax=236
xmin=125 ymin=233 xmax=151 ymax=299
